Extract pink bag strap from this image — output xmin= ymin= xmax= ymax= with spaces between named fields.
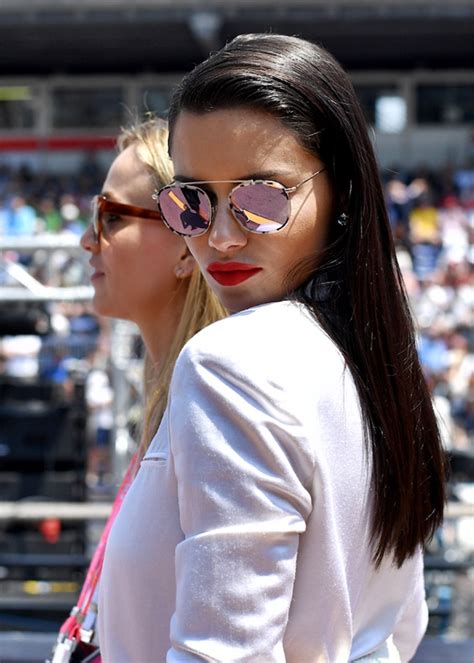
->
xmin=58 ymin=452 xmax=139 ymax=643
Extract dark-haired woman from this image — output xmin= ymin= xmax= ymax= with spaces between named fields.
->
xmin=99 ymin=35 xmax=445 ymax=662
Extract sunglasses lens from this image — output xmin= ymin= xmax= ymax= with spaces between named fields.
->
xmin=91 ymin=197 xmax=100 ymax=238
xmin=231 ymin=182 xmax=289 ymax=232
xmin=157 ymin=185 xmax=212 ymax=236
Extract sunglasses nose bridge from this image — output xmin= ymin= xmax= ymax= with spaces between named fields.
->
xmin=207 ymin=192 xmax=248 ymax=250
xmin=205 ymin=187 xmax=237 ymax=228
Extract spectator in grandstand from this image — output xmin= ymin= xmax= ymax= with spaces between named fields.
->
xmin=3 ymin=194 xmax=37 ymax=236
xmin=385 ymin=175 xmax=411 ymax=244
xmin=454 ymin=163 xmax=474 ymax=206
xmin=408 ymin=180 xmax=443 ymax=281
xmin=84 ymin=363 xmax=114 ymax=489
xmin=37 ymin=196 xmax=62 ymax=233
xmin=0 ymin=197 xmax=8 ymax=236
xmin=438 ymin=195 xmax=470 ymax=264
xmin=59 ymin=193 xmax=87 ymax=235
xmin=50 ymin=117 xmax=225 ymax=662
xmin=98 ymin=35 xmax=446 ymax=663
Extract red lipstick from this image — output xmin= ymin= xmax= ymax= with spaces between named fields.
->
xmin=207 ymin=262 xmax=262 ymax=286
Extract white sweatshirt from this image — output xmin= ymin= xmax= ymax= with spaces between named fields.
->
xmin=99 ymin=300 xmax=427 ymax=662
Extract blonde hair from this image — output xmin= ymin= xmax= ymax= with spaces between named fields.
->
xmin=117 ymin=116 xmax=227 ymax=456
xmin=118 ymin=116 xmax=173 ymax=186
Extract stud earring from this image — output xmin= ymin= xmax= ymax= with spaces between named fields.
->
xmin=337 ymin=212 xmax=348 ymax=227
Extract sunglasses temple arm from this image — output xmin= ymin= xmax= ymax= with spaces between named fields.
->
xmin=288 ymin=168 xmax=326 ymax=193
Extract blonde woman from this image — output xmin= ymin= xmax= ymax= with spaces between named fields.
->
xmin=50 ymin=117 xmax=225 ymax=662
xmin=85 ymin=118 xmax=225 ymax=445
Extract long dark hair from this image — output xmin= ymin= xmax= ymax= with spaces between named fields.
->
xmin=168 ymin=33 xmax=446 ymax=567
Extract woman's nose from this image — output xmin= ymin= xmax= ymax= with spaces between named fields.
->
xmin=80 ymin=223 xmax=99 ymax=253
xmin=207 ymin=203 xmax=247 ymax=253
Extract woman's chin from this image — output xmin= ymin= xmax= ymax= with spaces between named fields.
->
xmin=91 ymin=293 xmax=116 ymax=319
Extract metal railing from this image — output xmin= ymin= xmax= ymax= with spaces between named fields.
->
xmin=0 ymin=234 xmax=93 ymax=302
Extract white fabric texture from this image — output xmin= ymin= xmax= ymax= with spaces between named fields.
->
xmin=354 ymin=636 xmax=401 ymax=662
xmin=99 ymin=300 xmax=428 ymax=662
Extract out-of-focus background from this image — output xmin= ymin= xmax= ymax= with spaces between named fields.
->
xmin=0 ymin=1 xmax=472 ymax=662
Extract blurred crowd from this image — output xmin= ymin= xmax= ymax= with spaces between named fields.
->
xmin=384 ymin=163 xmax=474 ymax=455
xmin=0 ymin=157 xmax=103 ymax=238
xmin=0 ymin=159 xmax=106 ymax=288
xmin=0 ymin=159 xmax=473 ymax=468
xmin=0 ymin=159 xmax=114 ymax=487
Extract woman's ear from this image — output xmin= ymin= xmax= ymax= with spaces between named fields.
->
xmin=174 ymin=247 xmax=195 ymax=280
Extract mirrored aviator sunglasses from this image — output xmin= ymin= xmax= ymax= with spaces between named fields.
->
xmin=153 ymin=169 xmax=325 ymax=238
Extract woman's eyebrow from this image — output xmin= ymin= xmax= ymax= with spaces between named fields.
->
xmin=173 ymin=170 xmax=294 ymax=183
xmin=172 ymin=175 xmax=199 ymax=183
xmin=243 ymin=170 xmax=294 ymax=181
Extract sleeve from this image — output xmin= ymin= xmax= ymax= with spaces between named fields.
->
xmin=392 ymin=552 xmax=429 ymax=662
xmin=166 ymin=343 xmax=315 ymax=662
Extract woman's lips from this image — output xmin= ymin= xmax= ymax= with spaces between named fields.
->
xmin=91 ymin=271 xmax=105 ymax=282
xmin=207 ymin=262 xmax=262 ymax=286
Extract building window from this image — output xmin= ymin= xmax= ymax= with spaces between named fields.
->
xmin=355 ymin=85 xmax=398 ymax=125
xmin=355 ymin=85 xmax=406 ymax=133
xmin=375 ymin=95 xmax=407 ymax=134
xmin=0 ymin=86 xmax=36 ymax=129
xmin=52 ymin=87 xmax=124 ymax=129
xmin=416 ymin=84 xmax=474 ymax=124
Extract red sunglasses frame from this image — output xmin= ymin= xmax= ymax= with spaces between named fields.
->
xmin=91 ymin=194 xmax=164 ymax=241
